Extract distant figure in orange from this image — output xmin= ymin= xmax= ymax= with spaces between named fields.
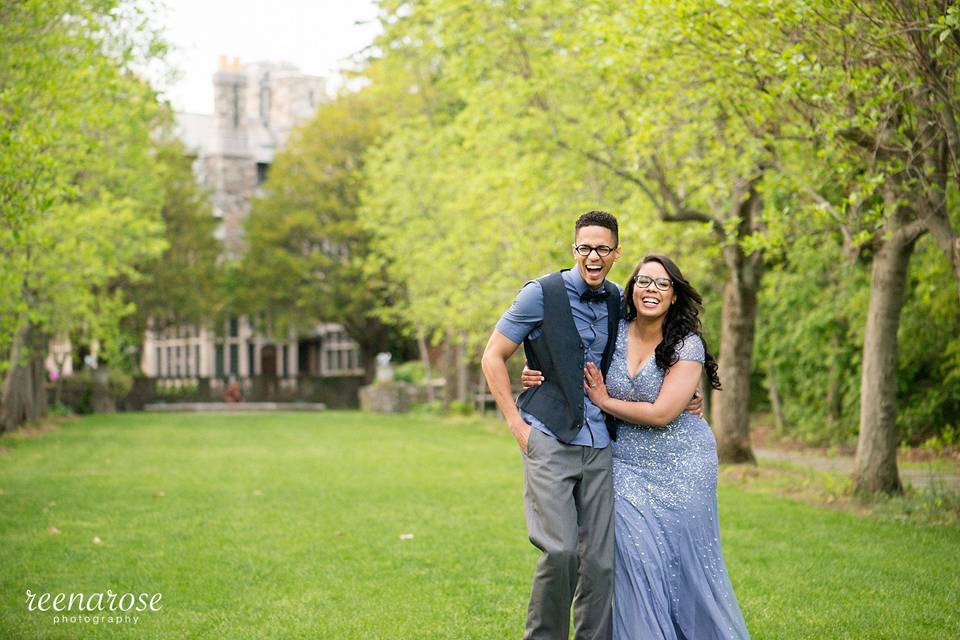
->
xmin=224 ymin=379 xmax=243 ymax=403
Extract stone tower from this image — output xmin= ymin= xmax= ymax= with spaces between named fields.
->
xmin=140 ymin=58 xmax=361 ymax=385
xmin=207 ymin=55 xmax=256 ymax=260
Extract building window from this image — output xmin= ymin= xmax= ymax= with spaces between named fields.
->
xmin=195 ymin=345 xmax=201 ymax=377
xmin=248 ymin=343 xmax=255 ymax=376
xmin=229 ymin=317 xmax=238 ymax=338
xmin=282 ymin=345 xmax=289 ymax=377
xmin=321 ymin=329 xmax=361 ymax=375
xmin=256 ymin=162 xmax=270 ymax=185
xmin=175 ymin=346 xmax=181 ymax=377
xmin=298 ymin=343 xmax=310 ymax=376
xmin=215 ymin=344 xmax=224 ymax=377
xmin=155 ymin=347 xmax=162 ymax=377
xmin=229 ymin=344 xmax=239 ymax=376
xmin=232 ymin=84 xmax=240 ymax=128
xmin=259 ymin=75 xmax=271 ymax=124
xmin=166 ymin=346 xmax=172 ymax=378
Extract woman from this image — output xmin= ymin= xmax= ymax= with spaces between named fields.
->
xmin=523 ymin=255 xmax=749 ymax=640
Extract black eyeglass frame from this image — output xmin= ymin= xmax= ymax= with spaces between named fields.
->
xmin=634 ymin=274 xmax=673 ymax=291
xmin=573 ymin=244 xmax=615 ymax=258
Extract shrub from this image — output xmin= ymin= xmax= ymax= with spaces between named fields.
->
xmin=394 ymin=361 xmax=426 ymax=385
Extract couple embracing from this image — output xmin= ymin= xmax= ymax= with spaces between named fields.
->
xmin=481 ymin=211 xmax=750 ymax=640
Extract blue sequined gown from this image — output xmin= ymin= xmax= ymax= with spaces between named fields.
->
xmin=606 ymin=319 xmax=749 ymax=640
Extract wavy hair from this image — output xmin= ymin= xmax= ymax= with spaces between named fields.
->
xmin=624 ymin=255 xmax=721 ymax=389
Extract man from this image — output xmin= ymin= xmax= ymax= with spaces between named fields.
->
xmin=481 ymin=211 xmax=623 ymax=640
xmin=482 ymin=211 xmax=702 ymax=640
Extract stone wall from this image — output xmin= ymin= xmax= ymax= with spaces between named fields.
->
xmin=54 ymin=375 xmax=363 ymax=413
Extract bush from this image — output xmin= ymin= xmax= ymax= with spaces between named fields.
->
xmin=58 ymin=368 xmax=133 ymax=414
xmin=394 ymin=361 xmax=426 ymax=385
xmin=448 ymin=400 xmax=474 ymax=416
xmin=411 ymin=399 xmax=475 ymax=416
xmin=48 ymin=402 xmax=75 ymax=417
xmin=156 ymin=381 xmax=201 ymax=400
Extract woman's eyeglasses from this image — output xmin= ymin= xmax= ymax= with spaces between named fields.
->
xmin=634 ymin=275 xmax=672 ymax=291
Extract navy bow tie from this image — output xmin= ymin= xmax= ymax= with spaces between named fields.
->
xmin=580 ymin=287 xmax=609 ymax=303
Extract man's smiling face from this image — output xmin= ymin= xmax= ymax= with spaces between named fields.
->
xmin=572 ymin=225 xmax=621 ymax=289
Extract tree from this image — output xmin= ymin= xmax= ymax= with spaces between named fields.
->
xmin=115 ymin=135 xmax=224 ymax=370
xmin=0 ymin=0 xmax=169 ymax=430
xmin=360 ymin=0 xmax=959 ymax=482
xmin=365 ymin=0 xmax=825 ymax=461
xmin=233 ymin=90 xmax=406 ymax=379
xmin=759 ymin=0 xmax=958 ymax=492
xmin=360 ymin=16 xmax=637 ymax=400
xmin=831 ymin=1 xmax=959 ymax=493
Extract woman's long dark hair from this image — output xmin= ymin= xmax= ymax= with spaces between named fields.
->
xmin=624 ymin=255 xmax=721 ymax=390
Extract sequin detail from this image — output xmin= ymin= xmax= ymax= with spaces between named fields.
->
xmin=608 ymin=319 xmax=750 ymax=640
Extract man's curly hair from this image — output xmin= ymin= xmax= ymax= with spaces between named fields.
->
xmin=574 ymin=211 xmax=618 ymax=244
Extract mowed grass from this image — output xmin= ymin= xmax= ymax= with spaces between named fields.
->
xmin=0 ymin=412 xmax=957 ymax=639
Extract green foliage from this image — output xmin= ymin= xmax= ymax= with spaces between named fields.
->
xmin=921 ymin=425 xmax=959 ymax=451
xmin=353 ymin=0 xmax=960 ymax=446
xmin=47 ymin=403 xmax=75 ymax=417
xmin=756 ymin=230 xmax=868 ymax=444
xmin=234 ymin=89 xmax=404 ymax=365
xmin=447 ymin=400 xmax=474 ymax=416
xmin=0 ymin=0 xmax=170 ymax=376
xmin=896 ymin=236 xmax=960 ymax=445
xmin=59 ymin=368 xmax=134 ymax=414
xmin=393 ymin=361 xmax=426 ymax=385
xmin=116 ymin=135 xmax=223 ymax=355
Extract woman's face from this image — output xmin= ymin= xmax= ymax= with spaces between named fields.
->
xmin=631 ymin=261 xmax=676 ymax=321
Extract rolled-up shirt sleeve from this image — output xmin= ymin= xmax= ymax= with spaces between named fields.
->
xmin=495 ymin=281 xmax=544 ymax=344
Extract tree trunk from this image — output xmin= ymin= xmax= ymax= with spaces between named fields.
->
xmin=53 ymin=347 xmax=68 ymax=407
xmin=360 ymin=349 xmax=378 ymax=384
xmin=853 ymin=216 xmax=924 ymax=494
xmin=711 ymin=178 xmax=764 ymax=464
xmin=712 ymin=249 xmax=760 ymax=463
xmin=766 ymin=359 xmax=786 ymax=433
xmin=0 ymin=321 xmax=49 ymax=432
xmin=353 ymin=320 xmax=389 ymax=384
xmin=825 ymin=331 xmax=843 ymax=439
xmin=442 ymin=331 xmax=456 ymax=407
xmin=916 ymin=185 xmax=960 ymax=302
xmin=416 ymin=329 xmax=435 ymax=403
xmin=456 ymin=331 xmax=468 ymax=405
xmin=914 ymin=119 xmax=960 ymax=301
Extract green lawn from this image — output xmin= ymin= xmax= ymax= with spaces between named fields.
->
xmin=0 ymin=412 xmax=957 ymax=639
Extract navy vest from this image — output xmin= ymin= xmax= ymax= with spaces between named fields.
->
xmin=515 ymin=271 xmax=621 ymax=444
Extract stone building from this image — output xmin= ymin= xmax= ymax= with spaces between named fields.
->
xmin=139 ymin=57 xmax=363 ymax=392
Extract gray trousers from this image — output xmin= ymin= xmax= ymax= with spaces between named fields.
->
xmin=522 ymin=428 xmax=614 ymax=640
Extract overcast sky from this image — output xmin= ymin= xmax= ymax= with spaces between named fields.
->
xmin=156 ymin=0 xmax=382 ymax=114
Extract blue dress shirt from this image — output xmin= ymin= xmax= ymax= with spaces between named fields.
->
xmin=496 ymin=267 xmax=623 ymax=449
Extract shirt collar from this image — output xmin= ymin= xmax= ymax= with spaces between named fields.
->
xmin=565 ymin=265 xmax=604 ymax=296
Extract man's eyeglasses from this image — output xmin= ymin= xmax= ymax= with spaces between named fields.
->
xmin=574 ymin=244 xmax=615 ymax=258
xmin=634 ymin=275 xmax=673 ymax=291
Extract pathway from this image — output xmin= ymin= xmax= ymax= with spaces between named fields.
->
xmin=753 ymin=448 xmax=960 ymax=491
